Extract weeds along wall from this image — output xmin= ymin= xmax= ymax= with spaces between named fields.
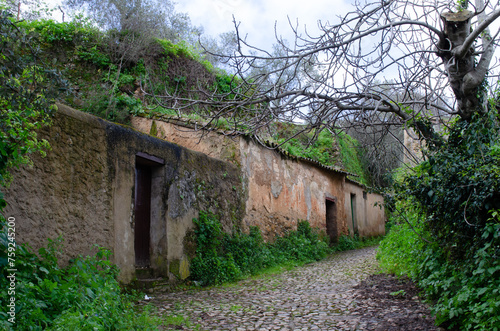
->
xmin=4 ymin=104 xmax=245 ymax=283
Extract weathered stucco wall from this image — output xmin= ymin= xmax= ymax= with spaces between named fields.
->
xmin=4 ymin=107 xmax=114 ymax=264
xmin=5 ymin=105 xmax=245 ymax=283
xmin=132 ymin=115 xmax=387 ymax=241
xmin=132 ymin=116 xmax=353 ymax=241
xmin=239 ymin=138 xmax=348 ymax=239
xmin=344 ymin=180 xmax=386 ymax=237
xmin=131 ymin=117 xmax=242 ymax=166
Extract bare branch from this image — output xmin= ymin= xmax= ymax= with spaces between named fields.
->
xmin=144 ymin=0 xmax=500 ymax=162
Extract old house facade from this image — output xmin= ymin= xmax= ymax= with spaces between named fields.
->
xmin=5 ymin=105 xmax=385 ymax=283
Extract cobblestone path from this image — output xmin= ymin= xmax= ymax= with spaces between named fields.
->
xmin=149 ymin=246 xmax=438 ymax=330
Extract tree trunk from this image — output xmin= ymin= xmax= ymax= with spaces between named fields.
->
xmin=438 ymin=10 xmax=479 ymax=120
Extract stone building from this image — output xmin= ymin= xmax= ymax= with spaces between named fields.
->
xmin=4 ymin=105 xmax=385 ymax=283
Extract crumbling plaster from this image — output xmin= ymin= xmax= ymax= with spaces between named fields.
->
xmin=131 ymin=117 xmax=361 ymax=240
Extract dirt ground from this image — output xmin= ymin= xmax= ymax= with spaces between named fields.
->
xmin=352 ymin=273 xmax=442 ymax=330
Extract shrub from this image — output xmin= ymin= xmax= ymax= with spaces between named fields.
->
xmin=378 ymin=110 xmax=500 ymax=330
xmin=189 ymin=212 xmax=241 ymax=286
xmin=0 ymin=218 xmax=162 ymax=330
xmin=400 ymin=112 xmax=500 ymax=260
xmin=378 ymin=205 xmax=500 ymax=330
xmin=189 ymin=214 xmax=332 ymax=286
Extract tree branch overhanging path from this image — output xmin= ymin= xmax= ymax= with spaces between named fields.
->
xmin=144 ymin=0 xmax=500 ymax=146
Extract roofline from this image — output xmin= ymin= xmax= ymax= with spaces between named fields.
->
xmin=141 ymin=112 xmax=356 ymax=177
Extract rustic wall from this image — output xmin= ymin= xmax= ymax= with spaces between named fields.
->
xmin=4 ymin=105 xmax=245 ymax=283
xmin=132 ymin=116 xmax=352 ymax=240
xmin=344 ymin=180 xmax=386 ymax=237
xmin=131 ymin=117 xmax=242 ymax=166
xmin=4 ymin=106 xmax=114 ymax=264
xmin=239 ymin=138 xmax=348 ymax=239
xmin=132 ymin=115 xmax=385 ymax=241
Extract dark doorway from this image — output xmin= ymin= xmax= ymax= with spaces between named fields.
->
xmin=350 ymin=193 xmax=357 ymax=235
xmin=134 ymin=153 xmax=164 ymax=268
xmin=134 ymin=164 xmax=152 ymax=267
xmin=325 ymin=198 xmax=338 ymax=244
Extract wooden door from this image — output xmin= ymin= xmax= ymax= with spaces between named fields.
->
xmin=326 ymin=198 xmax=338 ymax=244
xmin=134 ymin=164 xmax=152 ymax=267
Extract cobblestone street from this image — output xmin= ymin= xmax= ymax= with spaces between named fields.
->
xmin=149 ymin=247 xmax=438 ymax=330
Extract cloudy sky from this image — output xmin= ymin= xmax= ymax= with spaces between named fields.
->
xmin=43 ymin=0 xmax=354 ymax=51
xmin=177 ymin=0 xmax=353 ymax=50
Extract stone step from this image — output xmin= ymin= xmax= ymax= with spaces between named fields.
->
xmin=133 ymin=277 xmax=164 ymax=290
xmin=135 ymin=267 xmax=154 ymax=279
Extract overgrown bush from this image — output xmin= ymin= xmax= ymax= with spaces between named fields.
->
xmin=0 ymin=221 xmax=162 ymax=330
xmin=189 ymin=211 xmax=240 ymax=286
xmin=189 ymin=212 xmax=331 ymax=286
xmin=378 ymin=203 xmax=500 ymax=330
xmin=400 ymin=112 xmax=500 ymax=259
xmin=378 ymin=111 xmax=500 ymax=330
xmin=273 ymin=126 xmax=371 ymax=185
xmin=333 ymin=233 xmax=382 ymax=252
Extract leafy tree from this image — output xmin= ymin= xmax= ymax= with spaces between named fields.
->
xmin=0 ymin=0 xmax=52 ymax=20
xmin=63 ymin=0 xmax=202 ymax=43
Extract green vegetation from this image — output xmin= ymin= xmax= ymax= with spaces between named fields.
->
xmin=378 ymin=202 xmax=499 ymax=330
xmin=189 ymin=212 xmax=330 ymax=286
xmin=336 ymin=130 xmax=371 ymax=185
xmin=189 ymin=211 xmax=379 ymax=286
xmin=273 ymin=125 xmax=370 ymax=185
xmin=0 ymin=235 xmax=163 ymax=330
xmin=333 ymin=233 xmax=382 ymax=252
xmin=377 ymin=111 xmax=500 ymax=330
xmin=1 ymin=15 xmax=223 ymax=124
xmin=0 ymin=11 xmax=65 ymax=190
xmin=0 ymin=10 xmax=164 ymax=330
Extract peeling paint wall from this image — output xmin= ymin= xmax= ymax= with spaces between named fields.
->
xmin=239 ymin=138 xmax=348 ymax=239
xmin=4 ymin=105 xmax=245 ymax=283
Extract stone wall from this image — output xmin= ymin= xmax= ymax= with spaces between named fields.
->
xmin=4 ymin=105 xmax=245 ymax=283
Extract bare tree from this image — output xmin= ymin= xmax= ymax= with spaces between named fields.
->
xmin=144 ymin=0 xmax=500 ymax=149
